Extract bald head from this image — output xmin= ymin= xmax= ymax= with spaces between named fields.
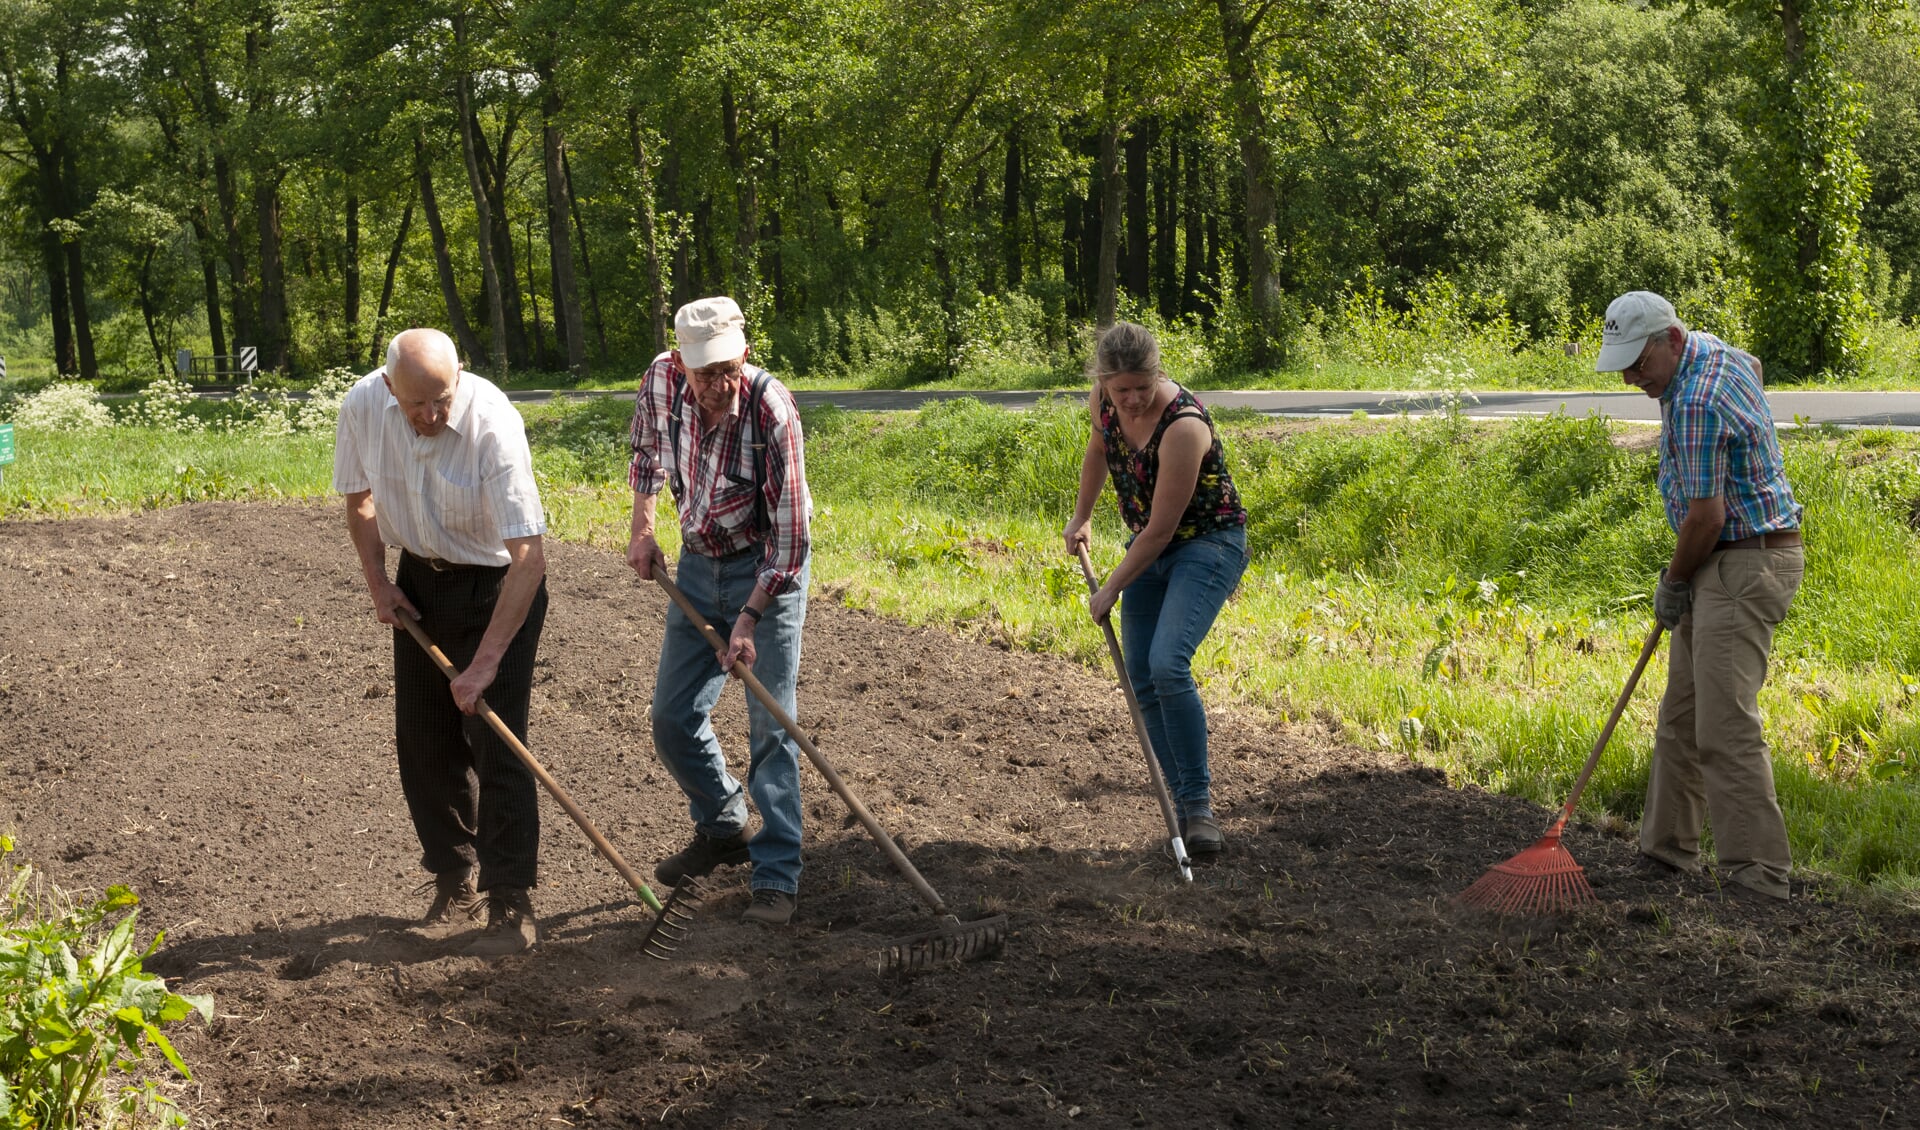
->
xmin=383 ymin=328 xmax=461 ymax=437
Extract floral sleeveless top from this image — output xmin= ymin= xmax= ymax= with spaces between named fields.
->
xmin=1098 ymin=383 xmax=1248 ymax=541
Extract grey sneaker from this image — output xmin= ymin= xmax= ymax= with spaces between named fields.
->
xmin=1185 ymin=815 xmax=1227 ymax=858
xmin=415 ymin=870 xmax=484 ymax=938
xmin=741 ymin=889 xmax=796 ymax=926
xmin=655 ymin=830 xmax=752 ymax=886
xmin=464 ymin=888 xmax=538 ymax=956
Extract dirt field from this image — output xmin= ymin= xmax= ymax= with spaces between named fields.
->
xmin=6 ymin=502 xmax=1920 ymax=1128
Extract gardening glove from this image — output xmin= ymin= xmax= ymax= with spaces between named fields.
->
xmin=1655 ymin=570 xmax=1692 ymax=630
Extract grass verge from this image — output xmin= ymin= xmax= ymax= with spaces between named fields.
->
xmin=7 ymin=399 xmax=1920 ymax=892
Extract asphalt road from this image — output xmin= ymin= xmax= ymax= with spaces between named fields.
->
xmin=499 ymin=386 xmax=1920 ymax=428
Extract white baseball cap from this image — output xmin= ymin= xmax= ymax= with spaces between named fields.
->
xmin=674 ymin=296 xmax=749 ymax=370
xmin=1596 ymin=291 xmax=1679 ymax=372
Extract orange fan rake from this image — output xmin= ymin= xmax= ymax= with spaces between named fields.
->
xmin=1458 ymin=624 xmax=1664 ymax=915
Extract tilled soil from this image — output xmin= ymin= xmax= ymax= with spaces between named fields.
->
xmin=5 ymin=502 xmax=1920 ymax=1128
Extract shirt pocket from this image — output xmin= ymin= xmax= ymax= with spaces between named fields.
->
xmin=429 ymin=470 xmax=492 ymax=540
xmin=708 ymin=477 xmax=760 ymax=533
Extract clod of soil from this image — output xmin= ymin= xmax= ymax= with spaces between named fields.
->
xmin=6 ymin=502 xmax=1920 ymax=1126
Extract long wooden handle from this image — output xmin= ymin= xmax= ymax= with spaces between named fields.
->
xmin=1076 ymin=547 xmax=1192 ymax=877
xmin=395 ymin=612 xmax=664 ymax=913
xmin=651 ymin=573 xmax=950 ymax=916
xmin=1553 ymin=623 xmax=1665 ymax=832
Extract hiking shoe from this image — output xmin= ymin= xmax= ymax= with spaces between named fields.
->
xmin=464 ymin=888 xmax=538 ymax=957
xmin=414 ymin=870 xmax=484 ymax=938
xmin=741 ymin=889 xmax=796 ymax=926
xmin=654 ymin=830 xmax=751 ymax=886
xmin=1185 ymin=815 xmax=1226 ymax=858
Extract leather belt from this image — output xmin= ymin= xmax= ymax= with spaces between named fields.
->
xmin=403 ymin=550 xmax=500 ymax=573
xmin=1719 ymin=530 xmax=1801 ymax=550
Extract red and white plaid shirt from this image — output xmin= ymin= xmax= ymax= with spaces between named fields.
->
xmin=627 ymin=351 xmax=812 ymax=598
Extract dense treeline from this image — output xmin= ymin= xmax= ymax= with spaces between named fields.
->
xmin=1 ymin=0 xmax=1916 ymax=384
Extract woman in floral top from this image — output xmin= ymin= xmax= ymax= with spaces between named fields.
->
xmin=1064 ymin=322 xmax=1250 ymax=857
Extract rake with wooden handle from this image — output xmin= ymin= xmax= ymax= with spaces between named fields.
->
xmin=1075 ymin=546 xmax=1193 ymax=882
xmin=1457 ymin=623 xmax=1665 ymax=915
xmin=651 ymin=572 xmax=1007 ymax=973
xmin=393 ymin=610 xmax=702 ymax=958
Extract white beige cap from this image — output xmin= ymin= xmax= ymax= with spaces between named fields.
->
xmin=1596 ymin=291 xmax=1679 ymax=372
xmin=674 ymin=296 xmax=748 ymax=370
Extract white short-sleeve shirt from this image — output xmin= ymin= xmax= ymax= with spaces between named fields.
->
xmin=332 ymin=369 xmax=546 ymax=566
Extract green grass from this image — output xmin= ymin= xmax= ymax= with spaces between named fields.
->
xmin=10 ymin=398 xmax=1920 ymax=893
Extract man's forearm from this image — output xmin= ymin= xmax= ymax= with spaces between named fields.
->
xmin=1668 ymin=502 xmax=1727 ymax=583
xmin=345 ymin=492 xmax=389 ymax=587
xmin=630 ymin=491 xmax=659 ymax=537
xmin=471 ymin=537 xmax=546 ymax=671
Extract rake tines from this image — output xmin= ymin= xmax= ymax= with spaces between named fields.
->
xmin=1457 ymin=828 xmax=1596 ymax=916
xmin=639 ymin=878 xmax=708 ymax=960
xmin=878 ymin=914 xmax=1009 ymax=974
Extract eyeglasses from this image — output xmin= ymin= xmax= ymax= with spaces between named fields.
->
xmin=1624 ymin=338 xmax=1662 ymax=376
xmin=686 ymin=363 xmax=743 ymax=386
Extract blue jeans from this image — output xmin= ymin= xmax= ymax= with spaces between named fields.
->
xmin=1119 ymin=527 xmax=1249 ymax=822
xmin=651 ymin=549 xmax=809 ymax=895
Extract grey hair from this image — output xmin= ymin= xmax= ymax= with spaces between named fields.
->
xmin=1089 ymin=321 xmax=1165 ymax=383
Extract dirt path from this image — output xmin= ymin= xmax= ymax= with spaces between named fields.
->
xmin=4 ymin=502 xmax=1919 ymax=1127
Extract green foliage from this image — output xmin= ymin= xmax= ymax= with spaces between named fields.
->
xmin=0 ymin=836 xmax=213 ymax=1129
xmin=1725 ymin=0 xmax=1876 ymax=379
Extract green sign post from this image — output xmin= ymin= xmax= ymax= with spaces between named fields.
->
xmin=0 ymin=423 xmax=12 ymax=487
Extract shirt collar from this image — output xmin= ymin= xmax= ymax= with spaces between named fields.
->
xmin=1660 ymin=332 xmax=1699 ymax=405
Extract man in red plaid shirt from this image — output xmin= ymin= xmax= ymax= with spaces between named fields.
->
xmin=626 ymin=296 xmax=814 ymax=926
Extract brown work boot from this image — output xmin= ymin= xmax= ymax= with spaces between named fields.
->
xmin=741 ymin=888 xmax=796 ymax=926
xmin=415 ymin=870 xmax=484 ymax=938
xmin=464 ymin=888 xmax=538 ymax=957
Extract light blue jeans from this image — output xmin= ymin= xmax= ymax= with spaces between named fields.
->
xmin=651 ymin=549 xmax=809 ymax=895
xmin=1119 ymin=526 xmax=1249 ymax=822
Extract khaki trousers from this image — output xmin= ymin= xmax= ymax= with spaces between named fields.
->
xmin=1639 ymin=544 xmax=1803 ymax=897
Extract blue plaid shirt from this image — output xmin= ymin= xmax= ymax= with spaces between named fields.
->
xmin=1658 ymin=332 xmax=1802 ymax=538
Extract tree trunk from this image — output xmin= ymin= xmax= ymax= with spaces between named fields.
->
xmin=721 ymin=81 xmax=758 ymax=296
xmin=370 ymin=195 xmax=414 ymax=366
xmin=213 ymin=150 xmax=255 ymax=355
xmin=1062 ymin=191 xmax=1083 ymax=321
xmin=191 ymin=206 xmax=227 ymax=362
xmin=563 ymin=149 xmax=608 ymax=360
xmin=474 ymin=102 xmax=531 ymax=366
xmin=1002 ymin=124 xmax=1023 ymax=291
xmin=41 ymin=229 xmax=75 ymax=376
xmin=452 ymin=22 xmax=509 ymax=380
xmin=1218 ymin=0 xmax=1284 ymax=363
xmin=527 ymin=216 xmax=548 ymax=364
xmin=627 ymin=108 xmax=671 ymax=354
xmin=1125 ymin=119 xmax=1151 ymax=302
xmin=413 ymin=135 xmax=486 ymax=366
xmin=1182 ymin=132 xmax=1205 ymax=318
xmin=344 ymin=190 xmax=361 ymax=339
xmin=138 ymin=247 xmax=167 ymax=377
xmin=537 ymin=60 xmax=587 ymax=376
xmin=255 ymin=176 xmax=290 ymax=372
xmin=1095 ymin=94 xmax=1125 ymax=330
xmin=1155 ymin=126 xmax=1179 ymax=319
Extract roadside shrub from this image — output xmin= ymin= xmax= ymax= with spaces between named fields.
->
xmin=119 ymin=377 xmax=205 ymax=433
xmin=8 ymin=383 xmax=112 ymax=431
xmin=0 ymin=836 xmax=212 ymax=1128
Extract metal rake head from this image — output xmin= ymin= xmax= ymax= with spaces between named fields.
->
xmin=1456 ymin=831 xmax=1596 ymax=916
xmin=639 ymin=878 xmax=708 ymax=960
xmin=877 ymin=914 xmax=1009 ymax=974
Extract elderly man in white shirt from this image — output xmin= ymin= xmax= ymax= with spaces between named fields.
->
xmin=333 ymin=328 xmax=549 ymax=956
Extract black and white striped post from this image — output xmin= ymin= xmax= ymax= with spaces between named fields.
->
xmin=238 ymin=346 xmax=258 ymax=376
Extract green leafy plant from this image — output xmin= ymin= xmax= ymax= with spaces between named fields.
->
xmin=0 ymin=836 xmax=212 ymax=1129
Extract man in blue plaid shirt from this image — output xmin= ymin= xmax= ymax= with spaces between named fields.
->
xmin=1598 ymin=291 xmax=1804 ymax=901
